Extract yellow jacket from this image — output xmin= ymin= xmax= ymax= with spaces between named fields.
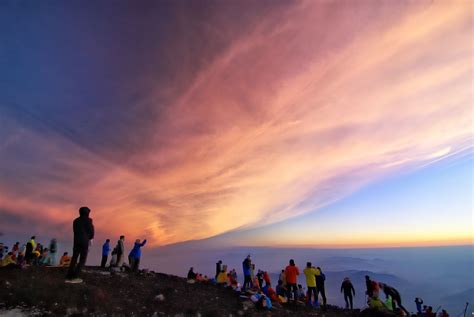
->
xmin=30 ymin=239 xmax=36 ymax=249
xmin=1 ymin=255 xmax=16 ymax=267
xmin=303 ymin=267 xmax=317 ymax=287
xmin=217 ymin=272 xmax=228 ymax=284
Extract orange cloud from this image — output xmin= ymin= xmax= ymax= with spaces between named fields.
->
xmin=0 ymin=1 xmax=472 ymax=246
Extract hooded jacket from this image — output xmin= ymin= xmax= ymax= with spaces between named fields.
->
xmin=129 ymin=240 xmax=147 ymax=259
xmin=73 ymin=207 xmax=94 ymax=248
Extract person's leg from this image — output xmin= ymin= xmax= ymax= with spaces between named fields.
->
xmin=100 ymin=255 xmax=106 ymax=268
xmin=344 ymin=294 xmax=349 ymax=308
xmin=286 ymin=284 xmax=292 ymax=301
xmin=135 ymin=258 xmax=140 ymax=271
xmin=66 ymin=247 xmax=80 ymax=279
xmin=349 ymin=294 xmax=353 ymax=310
xmin=74 ymin=246 xmax=89 ymax=278
xmin=321 ymin=287 xmax=327 ymax=306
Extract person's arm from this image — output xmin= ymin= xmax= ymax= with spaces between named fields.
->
xmin=352 ymin=284 xmax=355 ymax=296
xmin=88 ymin=219 xmax=95 ymax=240
xmin=140 ymin=239 xmax=147 ymax=247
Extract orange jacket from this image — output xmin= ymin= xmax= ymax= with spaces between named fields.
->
xmin=285 ymin=265 xmax=300 ymax=284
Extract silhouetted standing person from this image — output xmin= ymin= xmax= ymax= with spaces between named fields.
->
xmin=415 ymin=298 xmax=423 ymax=314
xmin=116 ymin=235 xmax=125 ymax=268
xmin=242 ymin=255 xmax=252 ymax=291
xmin=316 ymin=267 xmax=327 ymax=307
xmin=101 ymin=239 xmax=110 ymax=268
xmin=66 ymin=206 xmax=94 ymax=283
xmin=365 ymin=275 xmax=374 ymax=299
xmin=341 ymin=277 xmax=355 ymax=309
xmin=128 ymin=238 xmax=147 ymax=272
xmin=215 ymin=260 xmax=222 ymax=279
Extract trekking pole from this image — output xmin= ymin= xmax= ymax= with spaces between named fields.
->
xmin=463 ymin=302 xmax=469 ymax=317
xmin=435 ymin=306 xmax=442 ymax=314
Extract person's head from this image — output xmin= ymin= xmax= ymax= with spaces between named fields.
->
xmin=316 ymin=266 xmax=321 ymax=271
xmin=135 ymin=239 xmax=140 ymax=243
xmin=120 ymin=235 xmax=125 ymax=240
xmin=344 ymin=277 xmax=350 ymax=281
xmin=31 ymin=236 xmax=36 ymax=240
xmin=63 ymin=252 xmax=68 ymax=256
xmin=423 ymin=305 xmax=427 ymax=310
xmin=7 ymin=252 xmax=12 ymax=256
xmin=298 ymin=284 xmax=302 ymax=289
xmin=15 ymin=242 xmax=19 ymax=245
xmin=289 ymin=259 xmax=295 ymax=266
xmin=442 ymin=310 xmax=446 ymax=314
xmin=247 ymin=254 xmax=251 ymax=259
xmin=365 ymin=275 xmax=370 ymax=280
xmin=79 ymin=206 xmax=91 ymax=217
xmin=278 ymin=279 xmax=283 ymax=285
xmin=106 ymin=239 xmax=110 ymax=243
xmin=218 ymin=260 xmax=222 ymax=264
xmin=306 ymin=262 xmax=311 ymax=268
xmin=281 ymin=269 xmax=284 ymax=273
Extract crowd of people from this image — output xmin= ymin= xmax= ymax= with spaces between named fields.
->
xmin=184 ymin=256 xmax=452 ymax=315
xmin=0 ymin=206 xmax=455 ymax=315
xmin=0 ymin=206 xmax=148 ymax=284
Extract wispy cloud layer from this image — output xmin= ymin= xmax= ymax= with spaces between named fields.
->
xmin=0 ymin=1 xmax=472 ymax=245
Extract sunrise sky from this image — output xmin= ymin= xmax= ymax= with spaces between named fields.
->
xmin=0 ymin=0 xmax=472 ymax=248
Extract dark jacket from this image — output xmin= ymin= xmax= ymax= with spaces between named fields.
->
xmin=73 ymin=209 xmax=94 ymax=247
xmin=316 ymin=272 xmax=326 ymax=288
xmin=383 ymin=284 xmax=401 ymax=301
xmin=341 ymin=280 xmax=355 ymax=296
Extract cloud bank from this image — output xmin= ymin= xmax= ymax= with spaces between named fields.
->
xmin=0 ymin=0 xmax=472 ymax=245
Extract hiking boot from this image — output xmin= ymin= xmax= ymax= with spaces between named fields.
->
xmin=65 ymin=278 xmax=83 ymax=284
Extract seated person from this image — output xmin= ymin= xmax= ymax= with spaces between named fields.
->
xmin=187 ymin=267 xmax=197 ymax=280
xmin=0 ymin=252 xmax=17 ymax=268
xmin=276 ymin=279 xmax=287 ymax=297
xmin=59 ymin=252 xmax=71 ymax=267
xmin=216 ymin=265 xmax=229 ymax=285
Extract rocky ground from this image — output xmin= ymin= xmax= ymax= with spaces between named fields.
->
xmin=0 ymin=266 xmax=394 ymax=317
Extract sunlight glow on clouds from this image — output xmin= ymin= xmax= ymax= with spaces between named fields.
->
xmin=0 ymin=0 xmax=472 ymax=245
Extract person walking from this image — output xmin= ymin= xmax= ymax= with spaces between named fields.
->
xmin=303 ymin=262 xmax=318 ymax=306
xmin=66 ymin=206 xmax=94 ymax=283
xmin=285 ymin=259 xmax=300 ymax=305
xmin=101 ymin=239 xmax=111 ymax=268
xmin=341 ymin=277 xmax=356 ymax=309
xmin=128 ymin=238 xmax=147 ymax=272
xmin=315 ymin=267 xmax=327 ymax=307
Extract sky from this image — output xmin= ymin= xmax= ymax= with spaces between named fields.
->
xmin=0 ymin=0 xmax=473 ymax=248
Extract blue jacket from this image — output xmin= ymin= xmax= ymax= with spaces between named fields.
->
xmin=242 ymin=258 xmax=251 ymax=276
xmin=102 ymin=242 xmax=110 ymax=256
xmin=129 ymin=240 xmax=147 ymax=259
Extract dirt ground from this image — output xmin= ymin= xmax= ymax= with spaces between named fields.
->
xmin=0 ymin=266 xmax=391 ymax=317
